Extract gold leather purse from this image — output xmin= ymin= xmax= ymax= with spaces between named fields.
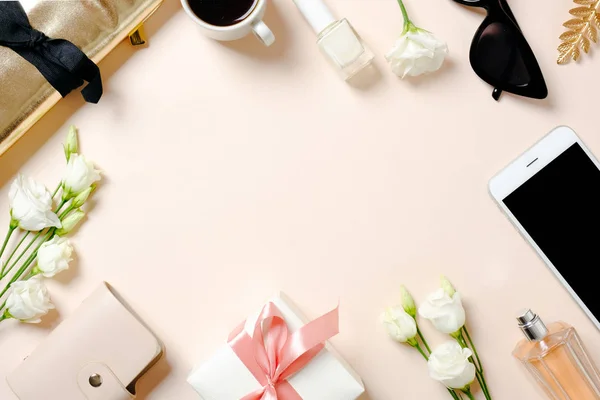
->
xmin=0 ymin=0 xmax=163 ymax=156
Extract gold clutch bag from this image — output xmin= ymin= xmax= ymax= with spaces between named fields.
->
xmin=0 ymin=0 xmax=163 ymax=156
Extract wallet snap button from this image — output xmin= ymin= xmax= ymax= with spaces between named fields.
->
xmin=89 ymin=373 xmax=103 ymax=387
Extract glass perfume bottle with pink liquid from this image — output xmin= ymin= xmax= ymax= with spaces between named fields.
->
xmin=512 ymin=309 xmax=600 ymax=399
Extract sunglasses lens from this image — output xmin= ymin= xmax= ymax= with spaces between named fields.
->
xmin=473 ymin=22 xmax=530 ymax=86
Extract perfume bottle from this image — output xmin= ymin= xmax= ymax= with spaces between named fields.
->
xmin=292 ymin=0 xmax=374 ymax=80
xmin=512 ymin=309 xmax=600 ymax=399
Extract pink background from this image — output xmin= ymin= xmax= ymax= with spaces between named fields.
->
xmin=1 ymin=0 xmax=599 ymax=399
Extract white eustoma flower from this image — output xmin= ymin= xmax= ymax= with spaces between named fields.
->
xmin=5 ymin=277 xmax=54 ymax=323
xmin=386 ymin=28 xmax=448 ymax=78
xmin=418 ymin=288 xmax=466 ymax=334
xmin=428 ymin=341 xmax=476 ymax=389
xmin=8 ymin=175 xmax=61 ymax=231
xmin=382 ymin=306 xmax=417 ymax=343
xmin=35 ymin=236 xmax=73 ymax=278
xmin=62 ymin=154 xmax=100 ymax=198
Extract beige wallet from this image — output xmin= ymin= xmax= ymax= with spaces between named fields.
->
xmin=7 ymin=283 xmax=163 ymax=400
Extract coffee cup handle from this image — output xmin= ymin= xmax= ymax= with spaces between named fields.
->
xmin=251 ymin=20 xmax=275 ymax=47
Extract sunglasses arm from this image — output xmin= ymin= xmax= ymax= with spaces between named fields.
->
xmin=492 ymin=87 xmax=503 ymax=100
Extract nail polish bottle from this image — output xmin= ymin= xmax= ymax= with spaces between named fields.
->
xmin=292 ymin=0 xmax=374 ymax=80
xmin=512 ymin=309 xmax=600 ymax=399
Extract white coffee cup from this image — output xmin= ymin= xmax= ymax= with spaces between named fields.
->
xmin=180 ymin=0 xmax=275 ymax=46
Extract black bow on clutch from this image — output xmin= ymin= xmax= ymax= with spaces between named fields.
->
xmin=0 ymin=1 xmax=103 ymax=103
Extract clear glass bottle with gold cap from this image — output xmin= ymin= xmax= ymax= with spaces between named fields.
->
xmin=512 ymin=309 xmax=600 ymax=399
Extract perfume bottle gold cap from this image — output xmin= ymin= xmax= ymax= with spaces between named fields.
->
xmin=517 ymin=309 xmax=549 ymax=341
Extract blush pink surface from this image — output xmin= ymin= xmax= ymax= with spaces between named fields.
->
xmin=0 ymin=1 xmax=599 ymax=399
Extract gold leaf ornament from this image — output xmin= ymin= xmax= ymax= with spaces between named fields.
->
xmin=558 ymin=42 xmax=573 ymax=52
xmin=557 ymin=49 xmax=573 ymax=64
xmin=558 ymin=0 xmax=600 ymax=64
xmin=570 ymin=6 xmax=594 ymax=18
xmin=564 ymin=18 xmax=586 ymax=29
xmin=587 ymin=23 xmax=598 ymax=42
xmin=574 ymin=45 xmax=581 ymax=60
xmin=582 ymin=35 xmax=591 ymax=52
xmin=560 ymin=30 xmax=580 ymax=42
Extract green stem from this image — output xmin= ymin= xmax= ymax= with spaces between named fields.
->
xmin=462 ymin=326 xmax=483 ymax=373
xmin=414 ymin=343 xmax=428 ymax=360
xmin=57 ymin=199 xmax=69 ymax=216
xmin=462 ymin=389 xmax=476 ymax=400
xmin=476 ymin=371 xmax=491 ymax=400
xmin=1 ymin=231 xmax=30 ymax=276
xmin=52 ymin=183 xmax=61 ymax=199
xmin=59 ymin=205 xmax=74 ymax=220
xmin=1 ymin=230 xmax=43 ymax=279
xmin=417 ymin=327 xmax=431 ymax=354
xmin=0 ymin=229 xmax=55 ymax=302
xmin=455 ymin=334 xmax=491 ymax=399
xmin=456 ymin=334 xmax=468 ymax=349
xmin=462 ymin=328 xmax=492 ymax=399
xmin=396 ymin=0 xmax=411 ymax=29
xmin=0 ymin=226 xmax=16 ymax=275
xmin=481 ymin=371 xmax=492 ymax=400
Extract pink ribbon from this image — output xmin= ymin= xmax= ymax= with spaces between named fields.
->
xmin=228 ymin=302 xmax=339 ymax=400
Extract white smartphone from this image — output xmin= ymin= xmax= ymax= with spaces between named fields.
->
xmin=489 ymin=126 xmax=600 ymax=329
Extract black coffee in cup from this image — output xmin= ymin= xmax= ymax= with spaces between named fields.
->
xmin=187 ymin=0 xmax=258 ymax=27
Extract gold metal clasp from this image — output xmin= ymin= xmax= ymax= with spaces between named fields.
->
xmin=129 ymin=24 xmax=146 ymax=46
xmin=127 ymin=1 xmax=163 ymax=46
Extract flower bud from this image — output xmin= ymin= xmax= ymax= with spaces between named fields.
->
xmin=400 ymin=285 xmax=417 ymax=317
xmin=381 ymin=306 xmax=417 ymax=344
xmin=64 ymin=125 xmax=78 ymax=162
xmin=56 ymin=210 xmax=85 ymax=236
xmin=440 ymin=275 xmax=456 ymax=297
xmin=71 ymin=186 xmax=93 ymax=208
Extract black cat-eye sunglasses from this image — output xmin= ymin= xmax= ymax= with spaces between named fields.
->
xmin=452 ymin=0 xmax=548 ymax=101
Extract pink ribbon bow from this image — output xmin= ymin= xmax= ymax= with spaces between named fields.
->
xmin=228 ymin=302 xmax=339 ymax=400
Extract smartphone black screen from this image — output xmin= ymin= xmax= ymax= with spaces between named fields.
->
xmin=503 ymin=143 xmax=600 ymax=318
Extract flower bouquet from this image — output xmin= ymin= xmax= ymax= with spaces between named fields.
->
xmin=0 ymin=126 xmax=100 ymax=324
xmin=382 ymin=277 xmax=492 ymax=400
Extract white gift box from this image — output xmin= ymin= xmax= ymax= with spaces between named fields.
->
xmin=187 ymin=293 xmax=365 ymax=400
